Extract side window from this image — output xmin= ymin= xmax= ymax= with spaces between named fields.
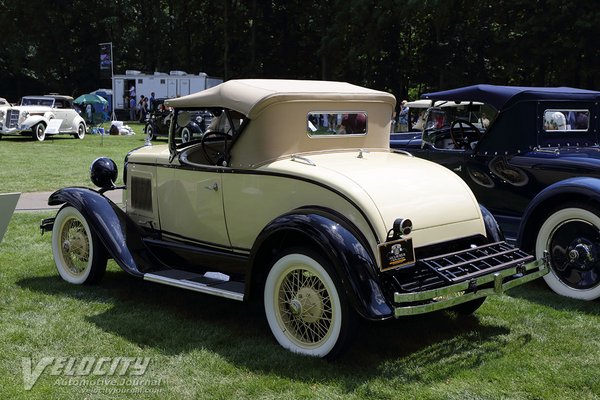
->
xmin=543 ymin=109 xmax=589 ymax=132
xmin=307 ymin=112 xmax=367 ymax=136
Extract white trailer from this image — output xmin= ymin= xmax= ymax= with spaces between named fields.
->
xmin=112 ymin=70 xmax=222 ymax=111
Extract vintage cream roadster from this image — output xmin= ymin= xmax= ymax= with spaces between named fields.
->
xmin=42 ymin=80 xmax=547 ymax=358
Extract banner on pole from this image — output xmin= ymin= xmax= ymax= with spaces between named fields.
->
xmin=99 ymin=43 xmax=112 ymax=79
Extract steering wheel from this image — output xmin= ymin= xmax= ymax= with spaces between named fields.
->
xmin=450 ymin=119 xmax=482 ymax=150
xmin=201 ymin=131 xmax=229 ymax=166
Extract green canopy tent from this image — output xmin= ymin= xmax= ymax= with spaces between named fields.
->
xmin=74 ymin=94 xmax=109 ymax=126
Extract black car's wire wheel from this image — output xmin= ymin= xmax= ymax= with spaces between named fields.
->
xmin=536 ymin=203 xmax=600 ymax=300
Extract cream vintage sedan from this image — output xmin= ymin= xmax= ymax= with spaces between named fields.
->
xmin=0 ymin=95 xmax=86 ymax=141
xmin=41 ymin=80 xmax=547 ymax=358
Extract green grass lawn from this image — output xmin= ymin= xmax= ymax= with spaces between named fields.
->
xmin=0 ymin=123 xmax=156 ymax=193
xmin=2 ymin=212 xmax=600 ymax=399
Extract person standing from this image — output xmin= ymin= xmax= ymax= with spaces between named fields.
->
xmin=398 ymin=100 xmax=409 ymax=132
xmin=149 ymin=92 xmax=155 ymax=112
xmin=85 ymin=102 xmax=93 ymax=123
xmin=129 ymin=96 xmax=136 ymax=121
xmin=138 ymin=95 xmax=148 ymax=122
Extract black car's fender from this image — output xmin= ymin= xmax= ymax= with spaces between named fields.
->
xmin=517 ymin=177 xmax=600 ymax=250
xmin=47 ymin=187 xmax=165 ymax=277
xmin=480 ymin=204 xmax=505 ymax=242
xmin=249 ymin=207 xmax=393 ymax=321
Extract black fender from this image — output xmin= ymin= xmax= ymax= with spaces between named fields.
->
xmin=249 ymin=207 xmax=393 ymax=321
xmin=186 ymin=121 xmax=203 ymax=133
xmin=517 ymin=177 xmax=600 ymax=249
xmin=480 ymin=204 xmax=505 ymax=242
xmin=48 ymin=187 xmax=166 ymax=277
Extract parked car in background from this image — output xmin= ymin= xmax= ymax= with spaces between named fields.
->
xmin=42 ymin=80 xmax=546 ymax=358
xmin=0 ymin=97 xmax=11 ymax=131
xmin=144 ymin=98 xmax=212 ymax=143
xmin=391 ymin=84 xmax=600 ymax=300
xmin=0 ymin=95 xmax=86 ymax=141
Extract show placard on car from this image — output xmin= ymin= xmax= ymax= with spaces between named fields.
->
xmin=44 ymin=119 xmax=63 ymax=134
xmin=378 ymin=237 xmax=416 ymax=271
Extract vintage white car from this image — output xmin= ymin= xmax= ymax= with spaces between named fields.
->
xmin=0 ymin=95 xmax=86 ymax=141
xmin=41 ymin=80 xmax=547 ymax=358
xmin=0 ymin=97 xmax=10 ymax=130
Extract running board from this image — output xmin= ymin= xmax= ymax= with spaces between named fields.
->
xmin=144 ymin=270 xmax=245 ymax=301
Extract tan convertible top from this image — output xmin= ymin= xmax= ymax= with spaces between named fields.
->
xmin=165 ymin=79 xmax=396 ymax=118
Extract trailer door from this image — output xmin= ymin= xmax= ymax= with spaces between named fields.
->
xmin=167 ymin=79 xmax=177 ymax=97
xmin=114 ymin=79 xmax=124 ymax=108
xmin=180 ymin=79 xmax=190 ymax=96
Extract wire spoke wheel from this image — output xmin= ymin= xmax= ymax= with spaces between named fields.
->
xmin=264 ymin=250 xmax=355 ymax=358
xmin=59 ymin=217 xmax=91 ymax=276
xmin=52 ymin=206 xmax=107 ymax=285
xmin=278 ymin=268 xmax=333 ymax=347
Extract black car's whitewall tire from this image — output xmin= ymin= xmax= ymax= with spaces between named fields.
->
xmin=145 ymin=124 xmax=155 ymax=140
xmin=52 ymin=206 xmax=107 ymax=285
xmin=264 ymin=250 xmax=355 ymax=358
xmin=181 ymin=127 xmax=191 ymax=143
xmin=535 ymin=205 xmax=600 ymax=300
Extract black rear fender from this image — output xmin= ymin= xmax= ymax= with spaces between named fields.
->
xmin=249 ymin=208 xmax=393 ymax=320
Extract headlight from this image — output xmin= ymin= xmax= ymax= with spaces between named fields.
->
xmin=21 ymin=110 xmax=29 ymax=118
xmin=0 ymin=110 xmax=4 ymax=118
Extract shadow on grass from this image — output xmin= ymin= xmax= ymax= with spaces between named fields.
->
xmin=18 ymin=269 xmax=513 ymax=389
xmin=506 ymin=279 xmax=600 ymax=315
xmin=0 ymin=135 xmax=82 ymax=142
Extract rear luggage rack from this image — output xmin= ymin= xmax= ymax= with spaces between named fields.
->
xmin=419 ymin=241 xmax=533 ymax=284
xmin=392 ymin=242 xmax=548 ymax=317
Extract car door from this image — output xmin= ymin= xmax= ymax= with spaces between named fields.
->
xmin=156 ymin=161 xmax=230 ymax=249
xmin=52 ymin=100 xmax=73 ymax=131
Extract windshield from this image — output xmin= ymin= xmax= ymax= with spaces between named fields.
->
xmin=170 ymin=107 xmax=248 ymax=154
xmin=21 ymin=97 xmax=54 ymax=107
xmin=422 ymin=102 xmax=497 ymax=150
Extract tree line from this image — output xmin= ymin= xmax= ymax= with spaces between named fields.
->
xmin=0 ymin=0 xmax=598 ymax=104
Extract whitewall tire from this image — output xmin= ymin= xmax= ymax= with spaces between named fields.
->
xmin=181 ymin=127 xmax=191 ymax=143
xmin=535 ymin=205 xmax=600 ymax=300
xmin=145 ymin=124 xmax=155 ymax=141
xmin=264 ymin=250 xmax=355 ymax=358
xmin=75 ymin=122 xmax=86 ymax=139
xmin=52 ymin=206 xmax=107 ymax=285
xmin=33 ymin=123 xmax=46 ymax=141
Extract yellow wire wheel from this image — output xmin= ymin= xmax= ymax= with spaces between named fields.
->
xmin=264 ymin=250 xmax=347 ymax=358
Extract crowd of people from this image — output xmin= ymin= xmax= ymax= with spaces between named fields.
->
xmin=125 ymin=85 xmax=156 ymax=122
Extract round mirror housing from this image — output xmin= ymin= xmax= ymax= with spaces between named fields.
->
xmin=90 ymin=157 xmax=118 ymax=190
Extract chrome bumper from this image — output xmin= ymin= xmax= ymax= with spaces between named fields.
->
xmin=393 ymin=251 xmax=549 ymax=317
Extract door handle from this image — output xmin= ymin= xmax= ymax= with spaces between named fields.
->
xmin=205 ymin=182 xmax=219 ymax=191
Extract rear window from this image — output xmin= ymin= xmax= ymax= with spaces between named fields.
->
xmin=307 ymin=112 xmax=367 ymax=136
xmin=543 ymin=109 xmax=589 ymax=132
